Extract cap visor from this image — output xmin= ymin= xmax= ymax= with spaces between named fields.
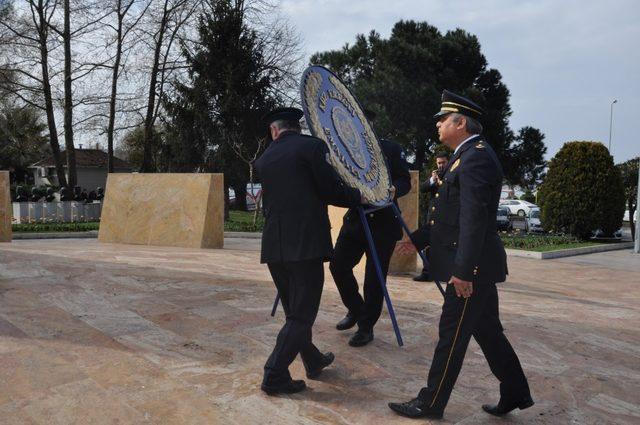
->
xmin=433 ymin=110 xmax=452 ymax=120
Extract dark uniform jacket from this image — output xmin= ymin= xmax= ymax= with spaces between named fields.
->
xmin=412 ymin=135 xmax=507 ymax=284
xmin=341 ymin=139 xmax=411 ymax=241
xmin=255 ymin=131 xmax=361 ymax=264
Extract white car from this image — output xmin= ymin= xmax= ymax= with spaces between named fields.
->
xmin=623 ymin=210 xmax=638 ymax=222
xmin=499 ymin=199 xmax=537 ymax=217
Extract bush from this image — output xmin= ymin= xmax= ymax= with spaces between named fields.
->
xmin=501 ymin=233 xmax=580 ymax=249
xmin=537 ymin=141 xmax=625 ymax=240
xmin=13 ymin=222 xmax=100 ymax=233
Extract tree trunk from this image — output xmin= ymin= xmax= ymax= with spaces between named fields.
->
xmin=141 ymin=0 xmax=169 ymax=172
xmin=36 ymin=1 xmax=67 ymax=188
xmin=63 ymin=0 xmax=76 ymax=187
xmin=107 ymin=0 xmax=125 ymax=174
xmin=232 ymin=183 xmax=247 ymax=211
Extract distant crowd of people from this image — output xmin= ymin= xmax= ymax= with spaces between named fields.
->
xmin=13 ymin=186 xmax=104 ymax=203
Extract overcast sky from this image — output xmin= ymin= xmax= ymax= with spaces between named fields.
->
xmin=280 ymin=0 xmax=639 ymax=164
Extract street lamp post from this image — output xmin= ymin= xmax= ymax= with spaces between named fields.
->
xmin=635 ymin=158 xmax=640 ymax=254
xmin=608 ymin=99 xmax=617 ymax=151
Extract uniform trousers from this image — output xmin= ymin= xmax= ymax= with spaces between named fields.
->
xmin=329 ymin=221 xmax=398 ymax=332
xmin=263 ymin=259 xmax=326 ymax=385
xmin=418 ymin=282 xmax=530 ymax=413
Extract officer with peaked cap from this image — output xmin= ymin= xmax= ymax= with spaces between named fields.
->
xmin=389 ymin=90 xmax=533 ymax=419
xmin=255 ymin=107 xmax=363 ymax=395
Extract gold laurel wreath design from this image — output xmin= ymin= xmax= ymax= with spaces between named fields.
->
xmin=302 ymin=70 xmax=391 ymax=204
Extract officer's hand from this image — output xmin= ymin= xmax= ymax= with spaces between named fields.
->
xmin=388 ymin=185 xmax=396 ymax=199
xmin=396 ymin=239 xmax=417 ymax=254
xmin=431 ymin=170 xmax=438 ymax=180
xmin=450 ymin=276 xmax=473 ymax=298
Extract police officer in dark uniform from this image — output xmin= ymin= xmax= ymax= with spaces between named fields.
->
xmin=255 ymin=107 xmax=363 ymax=395
xmin=389 ymin=91 xmax=533 ymax=419
xmin=330 ymin=112 xmax=411 ymax=347
xmin=414 ymin=152 xmax=449 ymax=282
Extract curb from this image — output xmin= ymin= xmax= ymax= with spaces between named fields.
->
xmin=506 ymin=242 xmax=635 ymax=260
xmin=12 ymin=230 xmax=263 ymax=240
xmin=224 ymin=231 xmax=262 ymax=239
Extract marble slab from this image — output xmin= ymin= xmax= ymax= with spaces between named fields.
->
xmin=0 ymin=171 xmax=11 ymax=242
xmin=98 ymin=173 xmax=224 ymax=248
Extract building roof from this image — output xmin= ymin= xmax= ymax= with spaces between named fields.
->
xmin=31 ymin=148 xmax=132 ymax=170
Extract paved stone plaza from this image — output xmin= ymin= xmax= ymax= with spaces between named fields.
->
xmin=0 ymin=239 xmax=639 ymax=424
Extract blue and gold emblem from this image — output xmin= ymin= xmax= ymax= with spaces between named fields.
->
xmin=301 ymin=65 xmax=392 ymax=206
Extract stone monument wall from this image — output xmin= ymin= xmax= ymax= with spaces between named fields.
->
xmin=0 ymin=171 xmax=11 ymax=242
xmin=99 ymin=173 xmax=224 ymax=249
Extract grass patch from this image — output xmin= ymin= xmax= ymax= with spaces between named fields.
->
xmin=12 ymin=211 xmax=264 ymax=233
xmin=13 ymin=221 xmax=100 ymax=233
xmin=224 ymin=210 xmax=264 ymax=232
xmin=501 ymin=233 xmax=608 ymax=252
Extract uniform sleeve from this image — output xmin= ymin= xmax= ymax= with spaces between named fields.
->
xmin=452 ymin=152 xmax=495 ymax=281
xmin=390 ymin=144 xmax=411 ymax=199
xmin=410 ymin=225 xmax=430 ymax=251
xmin=311 ymin=142 xmax=361 ymax=208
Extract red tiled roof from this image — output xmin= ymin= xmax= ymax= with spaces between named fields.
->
xmin=31 ymin=149 xmax=132 ymax=169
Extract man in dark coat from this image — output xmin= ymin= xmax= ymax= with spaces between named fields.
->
xmin=255 ymin=107 xmax=363 ymax=395
xmin=330 ymin=131 xmax=411 ymax=347
xmin=414 ymin=152 xmax=449 ymax=282
xmin=389 ymin=90 xmax=533 ymax=419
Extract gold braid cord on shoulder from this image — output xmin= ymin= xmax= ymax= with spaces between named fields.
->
xmin=302 ymin=69 xmax=391 ymax=205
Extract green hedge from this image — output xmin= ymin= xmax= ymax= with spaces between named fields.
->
xmin=12 ymin=222 xmax=100 ymax=233
xmin=537 ymin=141 xmax=625 ymax=240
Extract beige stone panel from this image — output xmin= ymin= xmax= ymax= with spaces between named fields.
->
xmin=328 ymin=204 xmax=365 ymax=280
xmin=99 ymin=173 xmax=223 ymax=248
xmin=200 ymin=173 xmax=224 ymax=248
xmin=0 ymin=170 xmax=11 ymax=242
xmin=389 ymin=170 xmax=419 ymax=273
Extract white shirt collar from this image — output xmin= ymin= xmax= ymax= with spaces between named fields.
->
xmin=453 ymin=134 xmax=480 ymax=155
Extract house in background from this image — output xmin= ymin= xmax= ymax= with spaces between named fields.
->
xmin=29 ymin=145 xmax=132 ymax=190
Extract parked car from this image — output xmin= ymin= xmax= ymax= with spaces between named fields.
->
xmin=591 ymin=228 xmax=623 ymax=239
xmin=623 ymin=209 xmax=638 ymax=222
xmin=246 ymin=183 xmax=262 ymax=211
xmin=499 ymin=199 xmax=537 ymax=217
xmin=525 ymin=207 xmax=544 ymax=233
xmin=496 ymin=206 xmax=512 ymax=231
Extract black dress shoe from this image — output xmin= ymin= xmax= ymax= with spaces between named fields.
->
xmin=336 ymin=313 xmax=358 ymax=331
xmin=348 ymin=330 xmax=373 ymax=347
xmin=261 ymin=379 xmax=306 ymax=395
xmin=482 ymin=395 xmax=534 ymax=416
xmin=413 ymin=272 xmax=432 ymax=282
xmin=306 ymin=352 xmax=335 ymax=379
xmin=388 ymin=398 xmax=443 ymax=419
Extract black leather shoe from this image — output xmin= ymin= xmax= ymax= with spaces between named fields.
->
xmin=348 ymin=330 xmax=373 ymax=347
xmin=388 ymin=398 xmax=443 ymax=419
xmin=261 ymin=379 xmax=306 ymax=395
xmin=482 ymin=395 xmax=534 ymax=416
xmin=306 ymin=352 xmax=335 ymax=379
xmin=413 ymin=272 xmax=432 ymax=282
xmin=336 ymin=313 xmax=358 ymax=331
